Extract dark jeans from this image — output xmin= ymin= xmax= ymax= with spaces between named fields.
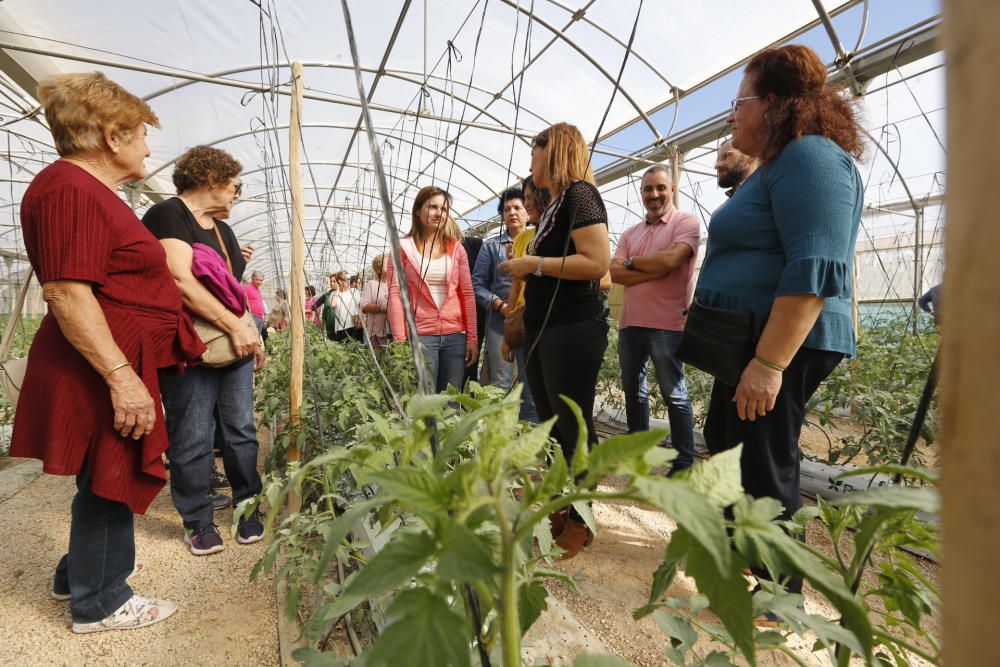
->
xmin=618 ymin=326 xmax=695 ymax=469
xmin=524 ymin=314 xmax=609 ymax=465
xmin=329 ymin=327 xmax=362 ymax=343
xmin=160 ymin=361 xmax=263 ymax=531
xmin=704 ymin=346 xmax=844 ymax=593
xmin=54 ymin=466 xmax=134 ymax=622
xmin=418 ymin=332 xmax=468 ymax=393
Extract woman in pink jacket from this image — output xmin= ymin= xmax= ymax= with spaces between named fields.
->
xmin=386 ymin=185 xmax=478 ymax=392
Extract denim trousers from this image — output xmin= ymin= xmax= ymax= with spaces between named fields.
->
xmin=55 ymin=466 xmax=135 ymax=622
xmin=524 ymin=314 xmax=608 ymax=465
xmin=418 ymin=332 xmax=468 ymax=393
xmin=618 ymin=326 xmax=695 ymax=469
xmin=160 ymin=360 xmax=263 ymax=530
xmin=484 ymin=320 xmax=539 ymax=423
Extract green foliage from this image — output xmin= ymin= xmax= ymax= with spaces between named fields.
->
xmin=255 ymin=325 xmax=939 ymax=667
xmin=0 ymin=316 xmax=42 ymax=453
xmin=810 ymin=315 xmax=939 ymax=467
xmin=645 ymin=464 xmax=940 ymax=667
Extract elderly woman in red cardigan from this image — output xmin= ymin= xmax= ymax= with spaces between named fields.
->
xmin=10 ymin=73 xmax=203 ymax=633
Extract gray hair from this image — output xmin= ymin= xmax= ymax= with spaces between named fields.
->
xmin=642 ymin=164 xmax=671 ymax=179
xmin=251 ymin=271 xmax=263 ymax=280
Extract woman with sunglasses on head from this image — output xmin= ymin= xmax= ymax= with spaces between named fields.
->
xmin=386 ymin=185 xmax=478 ymax=392
xmin=500 ymin=123 xmax=611 ymax=559
xmin=143 ymin=146 xmax=266 ymax=556
xmin=695 ymin=45 xmax=864 ymax=609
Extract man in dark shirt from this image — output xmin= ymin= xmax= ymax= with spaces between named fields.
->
xmin=461 ymin=235 xmax=486 ymax=386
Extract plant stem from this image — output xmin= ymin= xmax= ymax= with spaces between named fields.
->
xmin=493 ymin=495 xmax=521 ymax=667
xmin=871 ymin=628 xmax=938 ymax=664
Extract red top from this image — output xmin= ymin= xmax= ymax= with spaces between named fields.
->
xmin=385 ymin=238 xmax=477 ymax=345
xmin=10 ymin=161 xmax=205 ymax=514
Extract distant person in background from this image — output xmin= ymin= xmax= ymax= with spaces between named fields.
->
xmin=347 ymin=275 xmax=363 ymax=339
xmin=245 ymin=271 xmax=266 ymax=331
xmin=360 ymin=254 xmax=390 ymax=354
xmin=387 ymin=185 xmax=478 ymax=392
xmin=266 ymin=288 xmax=289 ymax=331
xmin=304 ymin=285 xmax=320 ymax=327
xmin=714 ymin=138 xmax=759 ymax=198
xmin=12 ymin=71 xmax=203 ymax=633
xmin=461 ymin=234 xmax=486 ymax=386
xmin=610 ymin=165 xmax=700 ymax=475
xmin=697 ymin=45 xmax=864 ymax=609
xmin=918 ymin=283 xmax=942 ymax=324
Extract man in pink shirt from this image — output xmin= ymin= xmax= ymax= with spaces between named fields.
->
xmin=610 ymin=165 xmax=701 ymax=474
xmin=244 ymin=271 xmax=267 ymax=332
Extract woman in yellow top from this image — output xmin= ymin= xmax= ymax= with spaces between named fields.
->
xmin=502 ymin=176 xmax=550 ymax=362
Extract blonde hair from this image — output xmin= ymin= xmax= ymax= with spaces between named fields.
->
xmin=36 ymin=72 xmax=159 ymax=157
xmin=409 ymin=185 xmax=461 ymax=247
xmin=532 ymin=123 xmax=595 ymax=197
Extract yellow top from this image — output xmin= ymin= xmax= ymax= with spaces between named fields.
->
xmin=509 ymin=227 xmax=537 ymax=308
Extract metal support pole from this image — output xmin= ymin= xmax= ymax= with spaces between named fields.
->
xmin=913 ymin=206 xmax=924 ymax=329
xmin=810 ymin=0 xmax=862 ymax=96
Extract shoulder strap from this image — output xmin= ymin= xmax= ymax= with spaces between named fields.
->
xmin=211 ymin=221 xmax=234 ymax=273
xmin=1 ymin=269 xmax=33 ymax=361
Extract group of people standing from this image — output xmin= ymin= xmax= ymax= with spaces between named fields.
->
xmin=11 ymin=74 xmax=266 ymax=633
xmin=10 ymin=42 xmax=864 ymax=634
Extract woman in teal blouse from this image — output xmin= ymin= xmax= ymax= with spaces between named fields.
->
xmin=697 ymin=45 xmax=864 ymax=599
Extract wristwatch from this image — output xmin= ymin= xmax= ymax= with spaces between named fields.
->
xmin=624 ymin=256 xmax=635 ymax=270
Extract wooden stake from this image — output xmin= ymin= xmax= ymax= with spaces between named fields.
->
xmin=287 ymin=61 xmax=306 ymax=513
xmin=941 ymin=1 xmax=1000 ymax=663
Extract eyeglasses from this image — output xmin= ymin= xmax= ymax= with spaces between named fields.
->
xmin=233 ymin=182 xmax=244 ymax=197
xmin=730 ymin=96 xmax=761 ymax=113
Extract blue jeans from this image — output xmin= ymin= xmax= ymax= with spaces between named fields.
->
xmin=618 ymin=327 xmax=695 ymax=469
xmin=418 ymin=332 xmax=468 ymax=393
xmin=54 ymin=466 xmax=135 ymax=622
xmin=485 ymin=321 xmax=539 ymax=423
xmin=160 ymin=361 xmax=263 ymax=530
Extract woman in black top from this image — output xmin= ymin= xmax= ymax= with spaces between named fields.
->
xmin=500 ymin=123 xmax=611 ymax=559
xmin=142 ymin=146 xmax=266 ymax=556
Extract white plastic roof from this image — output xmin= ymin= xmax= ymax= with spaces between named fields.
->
xmin=0 ymin=0 xmax=942 ymax=299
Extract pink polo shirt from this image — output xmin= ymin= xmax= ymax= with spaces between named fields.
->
xmin=613 ymin=205 xmax=701 ymax=331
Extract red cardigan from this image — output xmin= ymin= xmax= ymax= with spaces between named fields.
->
xmin=386 ymin=237 xmax=477 ymax=345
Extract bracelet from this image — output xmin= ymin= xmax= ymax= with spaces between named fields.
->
xmin=533 ymin=256 xmax=545 ymax=277
xmin=753 ymin=355 xmax=786 ymax=373
xmin=211 ymin=310 xmax=228 ymax=323
xmin=102 ymin=361 xmax=131 ymax=379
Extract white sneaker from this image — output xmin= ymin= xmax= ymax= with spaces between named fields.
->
xmin=71 ymin=595 xmax=177 ymax=634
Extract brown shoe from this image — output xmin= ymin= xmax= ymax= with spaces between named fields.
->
xmin=555 ymin=518 xmax=594 ymax=560
xmin=548 ymin=509 xmax=568 ymax=539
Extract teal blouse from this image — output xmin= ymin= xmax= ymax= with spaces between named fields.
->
xmin=695 ymin=135 xmax=863 ymax=357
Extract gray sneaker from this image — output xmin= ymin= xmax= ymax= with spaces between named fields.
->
xmin=71 ymin=595 xmax=177 ymax=634
xmin=183 ymin=524 xmax=225 ymax=556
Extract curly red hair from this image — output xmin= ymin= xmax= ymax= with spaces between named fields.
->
xmin=745 ymin=45 xmax=863 ymax=162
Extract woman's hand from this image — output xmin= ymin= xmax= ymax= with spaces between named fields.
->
xmin=733 ymin=359 xmax=782 ymax=421
xmin=240 ymin=245 xmax=255 ymax=261
xmin=499 ymin=255 xmax=537 ymax=280
xmin=228 ymin=321 xmax=261 ymax=358
xmin=501 ymin=340 xmax=515 ymax=363
xmin=465 ymin=340 xmax=479 ymax=368
xmin=106 ymin=368 xmax=157 ymax=439
xmin=253 ymin=338 xmax=267 ymax=371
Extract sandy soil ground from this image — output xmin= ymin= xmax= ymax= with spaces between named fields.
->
xmin=0 ymin=460 xmax=278 ymax=667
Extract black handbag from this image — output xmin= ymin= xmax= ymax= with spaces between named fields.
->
xmin=675 ymin=299 xmax=756 ymax=387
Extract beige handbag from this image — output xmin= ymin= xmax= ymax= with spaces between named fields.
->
xmin=191 ymin=223 xmax=259 ymax=367
xmin=192 ymin=308 xmax=259 ymax=367
xmin=0 ymin=270 xmax=33 ymax=406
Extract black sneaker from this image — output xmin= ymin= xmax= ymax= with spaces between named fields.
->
xmin=237 ymin=511 xmax=265 ymax=545
xmin=209 ymin=489 xmax=232 ymax=511
xmin=210 ymin=470 xmax=230 ymax=490
xmin=183 ymin=524 xmax=225 ymax=556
